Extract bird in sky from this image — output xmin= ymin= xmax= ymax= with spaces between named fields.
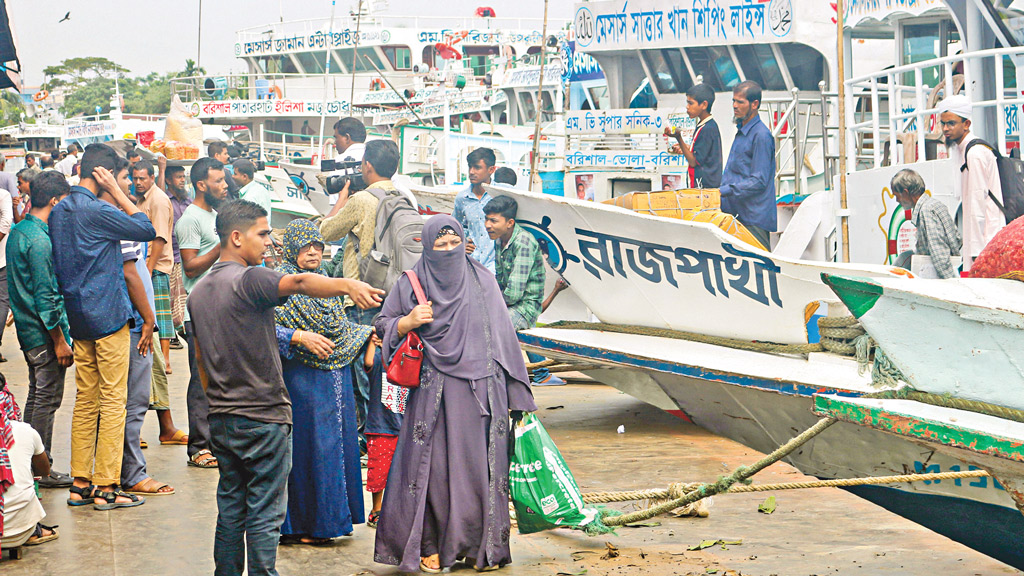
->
xmin=58 ymin=11 xmax=70 ymax=23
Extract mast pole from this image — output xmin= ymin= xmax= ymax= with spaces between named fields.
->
xmin=528 ymin=0 xmax=550 ymax=192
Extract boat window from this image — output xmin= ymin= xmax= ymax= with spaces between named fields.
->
xmin=383 ymin=45 xmax=412 ymax=71
xmin=335 ymin=47 xmax=385 ymax=73
xmin=642 ymin=49 xmax=690 ymax=94
xmin=519 ymin=91 xmax=537 ymax=122
xmin=295 ymin=51 xmax=329 ymax=74
xmin=733 ymin=44 xmax=786 ymax=91
xmin=540 ymin=91 xmax=555 ymax=122
xmin=779 ymin=44 xmax=827 ymax=91
xmin=588 ymin=85 xmax=609 ymax=110
xmin=422 ymin=45 xmax=437 ymax=68
xmin=256 ymin=55 xmax=298 ymax=74
xmin=464 ymin=46 xmax=499 ymax=77
xmin=901 ymin=23 xmax=942 ymax=87
xmin=685 ymin=46 xmax=740 ymax=91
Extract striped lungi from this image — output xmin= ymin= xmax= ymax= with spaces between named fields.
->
xmin=152 ymin=270 xmax=174 ymax=341
xmin=170 ymin=262 xmax=187 ymax=331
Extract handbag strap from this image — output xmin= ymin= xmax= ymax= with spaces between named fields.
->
xmin=405 ymin=270 xmax=428 ymax=306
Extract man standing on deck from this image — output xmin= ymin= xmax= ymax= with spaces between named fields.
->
xmin=890 ymin=169 xmax=962 ymax=279
xmin=938 ymin=94 xmax=1006 ymax=271
xmin=453 ymin=147 xmax=497 ymax=273
xmin=719 ymin=80 xmax=776 ymax=249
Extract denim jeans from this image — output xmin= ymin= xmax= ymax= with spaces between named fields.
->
xmin=121 ymin=330 xmax=152 ymax=488
xmin=22 ymin=342 xmax=68 ymax=459
xmin=0 ymin=267 xmax=9 ymax=347
xmin=209 ymin=413 xmax=292 ymax=576
xmin=185 ymin=321 xmax=211 ymax=458
xmin=526 ymin=351 xmax=552 ymax=382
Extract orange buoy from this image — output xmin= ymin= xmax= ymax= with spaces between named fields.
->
xmin=33 ymin=90 xmax=48 ymax=102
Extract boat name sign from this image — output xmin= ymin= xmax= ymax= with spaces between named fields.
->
xmin=565 ymin=108 xmax=692 ymax=134
xmin=238 ymin=29 xmax=391 ymax=56
xmin=190 ymin=99 xmax=353 ymax=118
xmin=566 ymin=150 xmax=690 ymax=170
xmin=574 ymin=0 xmax=793 ymax=50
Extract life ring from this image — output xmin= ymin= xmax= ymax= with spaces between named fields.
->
xmin=269 ymin=85 xmax=283 ymax=99
xmin=370 ymin=78 xmax=385 ymax=91
xmin=33 ymin=90 xmax=48 ymax=102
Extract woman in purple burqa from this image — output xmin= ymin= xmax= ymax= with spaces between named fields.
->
xmin=374 ymin=215 xmax=536 ymax=573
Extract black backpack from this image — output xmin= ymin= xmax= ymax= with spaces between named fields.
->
xmin=962 ymin=139 xmax=1024 ymax=223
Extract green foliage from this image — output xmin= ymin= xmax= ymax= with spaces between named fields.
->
xmin=0 ymin=90 xmax=25 ymax=125
xmin=43 ymin=58 xmax=202 ymax=118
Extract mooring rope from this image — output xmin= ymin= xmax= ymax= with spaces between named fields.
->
xmin=581 ymin=469 xmax=990 ymax=504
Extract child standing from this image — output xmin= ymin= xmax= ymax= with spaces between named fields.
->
xmin=664 ymin=83 xmax=723 ymax=189
xmin=363 ymin=331 xmax=405 ymax=528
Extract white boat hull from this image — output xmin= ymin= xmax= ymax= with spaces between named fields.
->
xmin=503 ymin=190 xmax=905 ymax=344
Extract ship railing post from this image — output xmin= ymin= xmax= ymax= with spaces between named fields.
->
xmin=870 ymin=77 xmax=881 ymax=168
xmin=915 ymin=67 xmax=926 ymax=162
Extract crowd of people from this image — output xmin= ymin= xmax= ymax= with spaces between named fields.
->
xmin=0 ymin=127 xmax=562 ymax=576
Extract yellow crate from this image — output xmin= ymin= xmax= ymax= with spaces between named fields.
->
xmin=603 ymin=189 xmax=721 ymax=216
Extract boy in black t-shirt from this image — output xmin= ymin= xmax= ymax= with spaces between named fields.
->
xmin=188 ymin=200 xmax=383 ymax=576
xmin=665 ymin=83 xmax=723 ymax=189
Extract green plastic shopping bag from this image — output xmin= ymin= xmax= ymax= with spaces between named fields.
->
xmin=509 ymin=413 xmax=612 ymax=534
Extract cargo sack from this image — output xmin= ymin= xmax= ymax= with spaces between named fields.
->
xmin=969 ymin=216 xmax=1024 ymax=278
xmin=962 ymin=139 xmax=1024 ymax=223
xmin=509 ymin=413 xmax=611 ymax=535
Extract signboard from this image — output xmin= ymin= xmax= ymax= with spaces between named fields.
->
xmin=501 ymin=66 xmax=564 ymax=89
xmin=237 ymin=29 xmax=392 ymax=56
xmin=372 ymin=91 xmax=507 ymax=124
xmin=65 ymin=121 xmax=118 ymax=139
xmin=563 ymin=41 xmax=605 ymax=82
xmin=190 ymin=99 xmax=353 ymax=118
xmin=566 ymin=149 xmax=689 ymax=170
xmin=574 ymin=0 xmax=794 ymax=51
xmin=565 ymin=108 xmax=691 ymax=135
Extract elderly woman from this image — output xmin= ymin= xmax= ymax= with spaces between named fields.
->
xmin=274 ymin=220 xmax=372 ymax=544
xmin=374 ymin=215 xmax=537 ymax=574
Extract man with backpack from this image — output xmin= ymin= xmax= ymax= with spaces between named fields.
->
xmin=320 ymin=139 xmax=419 ymax=447
xmin=939 ymin=95 xmax=1008 ymax=271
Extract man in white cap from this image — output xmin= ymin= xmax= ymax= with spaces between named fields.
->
xmin=938 ymin=94 xmax=1006 ymax=271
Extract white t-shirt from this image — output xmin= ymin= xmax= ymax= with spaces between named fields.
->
xmin=3 ymin=421 xmax=46 ymax=535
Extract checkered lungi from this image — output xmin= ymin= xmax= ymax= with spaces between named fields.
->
xmin=152 ymin=270 xmax=174 ymax=341
xmin=170 ymin=262 xmax=187 ymax=331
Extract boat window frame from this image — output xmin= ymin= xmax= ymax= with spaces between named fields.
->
xmin=641 ymin=49 xmax=691 ymax=95
xmin=294 ymin=50 xmax=331 ymax=75
xmin=382 ymin=44 xmax=413 ymax=71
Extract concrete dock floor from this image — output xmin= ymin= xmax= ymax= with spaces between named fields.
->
xmin=0 ymin=342 xmax=1018 ymax=576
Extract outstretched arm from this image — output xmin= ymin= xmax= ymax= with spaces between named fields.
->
xmin=277 ymin=273 xmax=384 ymax=309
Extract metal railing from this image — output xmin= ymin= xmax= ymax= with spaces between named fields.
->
xmin=845 ymin=46 xmax=1024 ymax=170
xmin=762 ymin=88 xmax=833 ymax=197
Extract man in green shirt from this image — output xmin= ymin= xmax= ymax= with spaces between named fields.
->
xmin=232 ymin=159 xmax=272 ymax=223
xmin=174 ymin=157 xmax=228 ymax=469
xmin=5 ymin=171 xmax=74 ymax=487
xmin=484 ymin=195 xmax=563 ymax=385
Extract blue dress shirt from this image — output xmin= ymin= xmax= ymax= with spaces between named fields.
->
xmin=50 ymin=186 xmax=156 ymax=341
xmin=451 ymin=185 xmax=495 ymax=273
xmin=720 ymin=114 xmax=777 ymax=232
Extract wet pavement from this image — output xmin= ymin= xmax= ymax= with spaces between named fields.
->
xmin=0 ymin=341 xmax=1018 ymax=576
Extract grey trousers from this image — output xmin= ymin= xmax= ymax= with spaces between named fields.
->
xmin=121 ymin=330 xmax=152 ymax=488
xmin=22 ymin=342 xmax=68 ymax=459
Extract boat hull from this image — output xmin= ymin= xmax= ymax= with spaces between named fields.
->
xmin=520 ymin=327 xmax=1024 ymax=567
xmin=823 ymin=274 xmax=1024 ymax=412
xmin=503 ymin=190 xmax=903 ymax=344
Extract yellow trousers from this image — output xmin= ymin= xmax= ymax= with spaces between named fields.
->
xmin=69 ymin=324 xmax=130 ymax=486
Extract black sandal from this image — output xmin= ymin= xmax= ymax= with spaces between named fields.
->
xmin=93 ymin=488 xmax=145 ymax=510
xmin=367 ymin=510 xmax=380 ymax=528
xmin=66 ymin=484 xmax=96 ymax=506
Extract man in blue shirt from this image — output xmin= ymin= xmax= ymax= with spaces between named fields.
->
xmin=720 ymin=80 xmax=776 ymax=249
xmin=452 ymin=147 xmax=497 ymax=273
xmin=50 ymin=143 xmax=156 ymax=510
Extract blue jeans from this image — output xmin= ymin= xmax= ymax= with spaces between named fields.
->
xmin=209 ymin=414 xmax=292 ymax=576
xmin=121 ymin=330 xmax=152 ymax=488
xmin=526 ymin=351 xmax=551 ymax=382
xmin=22 ymin=342 xmax=68 ymax=459
xmin=185 ymin=321 xmax=212 ymax=458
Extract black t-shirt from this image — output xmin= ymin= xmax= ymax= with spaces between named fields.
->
xmin=689 ymin=117 xmax=723 ymax=189
xmin=187 ymin=261 xmax=292 ymax=424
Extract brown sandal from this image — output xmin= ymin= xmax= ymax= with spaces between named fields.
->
xmin=126 ymin=477 xmax=175 ymax=496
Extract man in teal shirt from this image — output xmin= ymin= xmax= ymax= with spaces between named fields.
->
xmin=232 ymin=159 xmax=272 ymax=223
xmin=5 ymin=171 xmax=74 ymax=488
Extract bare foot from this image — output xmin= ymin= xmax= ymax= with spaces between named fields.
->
xmin=421 ymin=554 xmax=441 ymax=571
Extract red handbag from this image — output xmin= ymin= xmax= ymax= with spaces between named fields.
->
xmin=386 ymin=270 xmax=427 ymax=387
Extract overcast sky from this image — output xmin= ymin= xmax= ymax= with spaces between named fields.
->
xmin=8 ymin=0 xmax=572 ymax=87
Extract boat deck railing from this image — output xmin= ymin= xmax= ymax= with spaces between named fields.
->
xmin=845 ymin=46 xmax=1024 ymax=170
xmin=236 ymin=14 xmax=565 ymax=45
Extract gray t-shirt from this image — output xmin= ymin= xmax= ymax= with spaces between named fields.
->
xmin=187 ymin=261 xmax=291 ymax=425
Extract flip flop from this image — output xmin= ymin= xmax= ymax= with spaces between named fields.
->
xmin=23 ymin=523 xmax=59 ymax=546
xmin=160 ymin=430 xmax=189 ymax=445
xmin=126 ymin=478 xmax=176 ymax=496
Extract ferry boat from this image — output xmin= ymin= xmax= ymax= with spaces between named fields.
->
xmin=509 ymin=0 xmax=1024 ymax=567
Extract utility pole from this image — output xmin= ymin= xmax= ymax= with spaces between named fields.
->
xmin=197 ymin=0 xmax=203 ymax=71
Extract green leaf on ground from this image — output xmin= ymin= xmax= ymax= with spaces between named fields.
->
xmin=624 ymin=521 xmax=662 ymax=528
xmin=758 ymin=496 xmax=777 ymax=514
xmin=688 ymin=540 xmax=721 ymax=551
xmin=557 ymin=570 xmax=588 ymax=575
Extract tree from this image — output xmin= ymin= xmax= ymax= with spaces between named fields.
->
xmin=0 ymin=91 xmax=25 ymax=126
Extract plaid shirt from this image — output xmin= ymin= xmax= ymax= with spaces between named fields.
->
xmin=494 ymin=224 xmax=545 ymax=330
xmin=912 ymin=194 xmax=962 ymax=279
